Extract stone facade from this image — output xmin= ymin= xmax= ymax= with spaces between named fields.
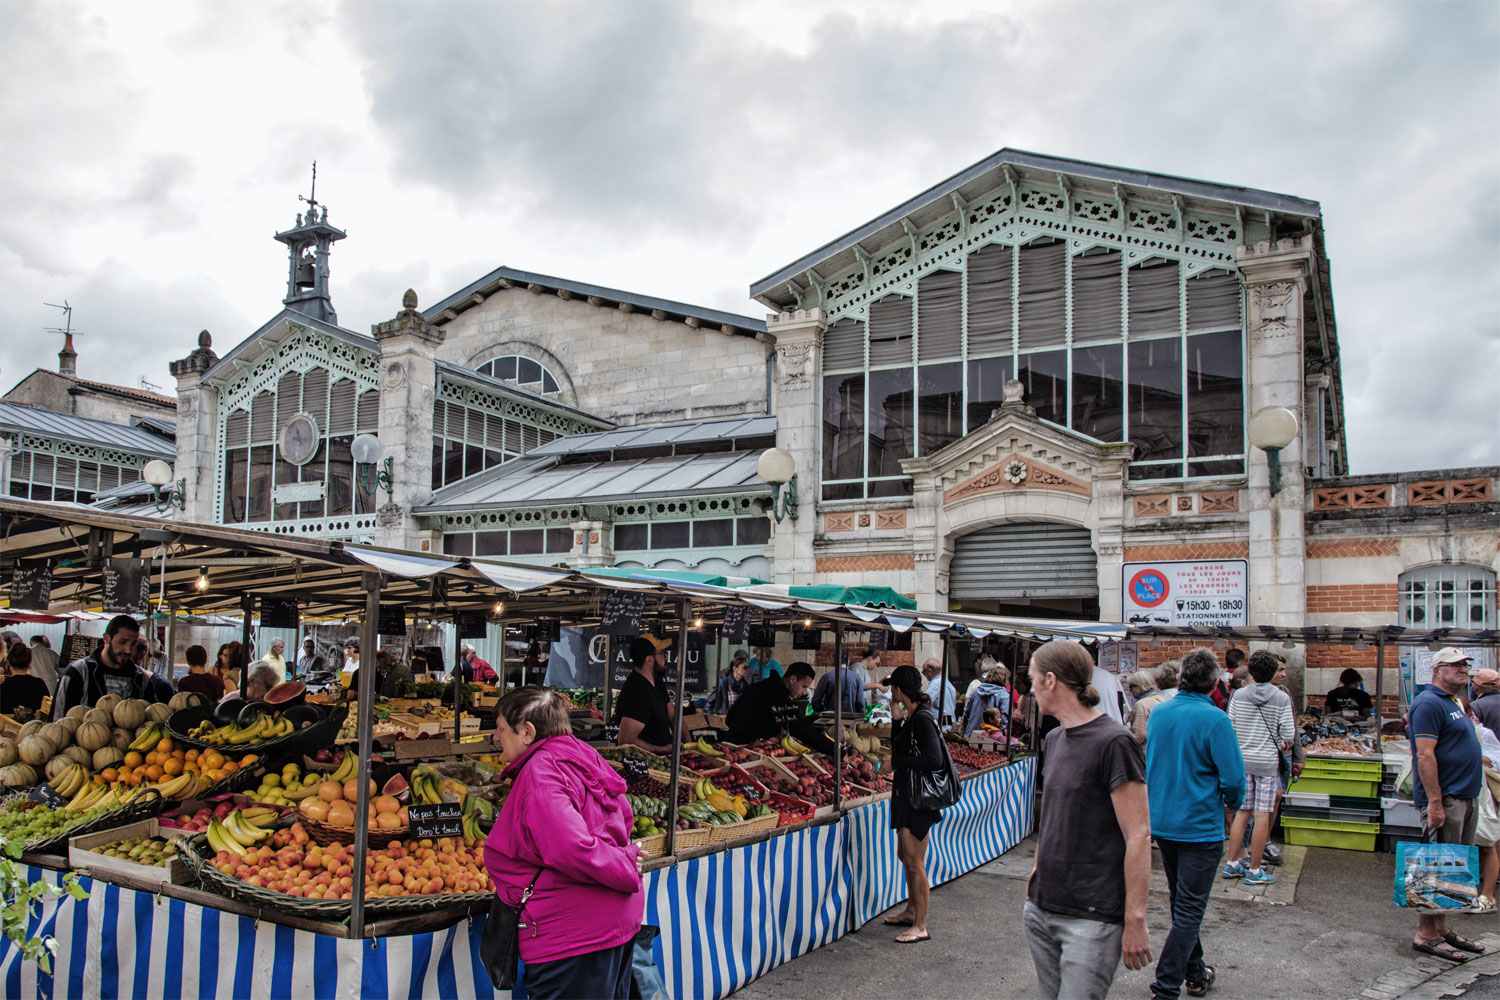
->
xmin=4 ymin=368 xmax=175 ymax=426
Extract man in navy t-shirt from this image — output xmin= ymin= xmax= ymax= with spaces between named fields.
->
xmin=1408 ymin=647 xmax=1484 ymax=963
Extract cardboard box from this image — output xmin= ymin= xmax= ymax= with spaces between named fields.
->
xmin=69 ymin=819 xmax=190 ymax=886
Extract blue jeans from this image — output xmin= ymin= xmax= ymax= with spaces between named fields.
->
xmin=1152 ymin=839 xmax=1221 ymax=999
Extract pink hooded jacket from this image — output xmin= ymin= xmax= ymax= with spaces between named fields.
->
xmin=483 ymin=734 xmax=643 ymax=963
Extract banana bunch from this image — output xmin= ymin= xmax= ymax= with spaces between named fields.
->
xmin=129 ymin=726 xmax=167 ymax=752
xmin=64 ymin=782 xmax=145 ymax=814
xmin=153 ymin=771 xmax=209 ymax=801
xmin=693 ymin=738 xmax=723 ymax=758
xmin=461 ymin=811 xmax=485 ymax=844
xmin=410 ymin=766 xmax=443 ymax=806
xmin=692 ymin=775 xmax=726 ymax=802
xmin=205 ymin=810 xmax=276 ymax=856
xmin=780 ymin=735 xmax=811 ymax=756
xmin=188 ymin=715 xmax=294 ymax=746
xmin=678 ymin=800 xmax=741 ymax=826
xmin=49 ymin=763 xmax=92 ymax=798
xmin=324 ymin=753 xmax=357 ymax=784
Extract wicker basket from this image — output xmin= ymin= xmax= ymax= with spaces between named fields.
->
xmin=632 ymin=832 xmax=668 ymax=859
xmin=297 ymin=814 xmax=411 ymax=849
xmin=26 ymin=787 xmax=169 ymax=855
xmin=673 ymin=826 xmax=713 ymax=850
xmin=708 ymin=811 xmax=778 ymax=843
xmin=167 ymin=704 xmax=349 ymax=757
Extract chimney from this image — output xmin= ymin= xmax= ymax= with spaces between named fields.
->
xmin=58 ymin=333 xmax=77 ymax=378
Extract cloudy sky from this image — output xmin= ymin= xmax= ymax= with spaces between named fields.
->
xmin=2 ymin=1 xmax=1496 ymax=474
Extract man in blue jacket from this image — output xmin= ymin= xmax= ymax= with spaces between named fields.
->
xmin=1145 ymin=647 xmax=1246 ymax=1000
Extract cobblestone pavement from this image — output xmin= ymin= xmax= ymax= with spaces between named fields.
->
xmin=1350 ymin=936 xmax=1500 ymax=1000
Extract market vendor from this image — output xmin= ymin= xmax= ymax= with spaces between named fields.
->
xmin=612 ymin=633 xmax=678 ymax=754
xmin=724 ymin=660 xmax=836 ymax=754
xmin=54 ymin=615 xmax=171 ymax=713
xmin=1323 ymin=668 xmax=1373 ymax=719
xmin=0 ymin=644 xmax=49 ymax=721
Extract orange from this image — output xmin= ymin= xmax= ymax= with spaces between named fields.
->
xmin=101 ymin=768 xmax=118 ymax=782
xmin=144 ymin=764 xmax=164 ymax=782
xmin=239 ymin=754 xmax=258 ymax=767
xmin=184 ymin=749 xmax=199 ymax=762
xmin=201 ymin=751 xmax=223 ymax=770
xmin=123 ymin=751 xmax=143 ymax=768
xmin=162 ymin=759 xmax=183 ymax=776
xmin=317 ymin=781 xmax=344 ymax=803
xmin=373 ymin=795 xmax=399 ymax=815
xmin=325 ymin=801 xmax=355 ymax=827
xmin=220 ymin=762 xmax=239 ymax=776
xmin=156 ymin=738 xmax=174 ymax=754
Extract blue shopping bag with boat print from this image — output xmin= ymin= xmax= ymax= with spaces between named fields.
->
xmin=1394 ymin=838 xmax=1480 ymax=909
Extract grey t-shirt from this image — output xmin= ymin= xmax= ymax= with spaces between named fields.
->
xmin=1029 ymin=714 xmax=1146 ymax=923
xmin=1473 ymin=692 xmax=1500 ymax=745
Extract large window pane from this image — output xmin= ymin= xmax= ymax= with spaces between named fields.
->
xmin=822 ymin=373 xmax=864 ymax=482
xmin=822 ymin=482 xmax=863 ymax=501
xmin=247 ymin=445 xmax=273 ymax=522
xmin=652 ymin=521 xmax=690 ymax=549
xmin=1072 ymin=344 xmax=1124 ymax=442
xmin=475 ymin=531 xmax=508 ymax=557
xmin=327 ymin=436 xmax=353 ymax=515
xmin=737 ymin=517 xmax=770 ymax=545
xmin=225 ymin=448 xmax=247 ymax=522
xmin=693 ymin=519 xmax=733 ymax=547
xmin=869 ymin=478 xmax=915 ymax=498
xmin=967 ymin=355 xmax=1012 ymax=432
xmin=1186 ymin=330 xmax=1243 ymax=458
xmin=615 ymin=523 xmax=649 ymax=551
xmin=431 ymin=440 xmax=444 ymax=491
xmin=546 ymin=528 xmax=573 ymax=553
xmin=1128 ymin=258 xmax=1180 ymax=338
xmin=917 ymin=362 xmax=963 ymax=455
xmin=1018 ymin=349 xmax=1067 ymax=426
xmin=867 ymin=368 xmax=913 ymax=479
xmin=1017 ymin=240 xmax=1066 ymax=351
xmin=443 ymin=439 xmax=463 ymax=487
xmin=274 ymin=456 xmax=299 ymax=521
xmin=1127 ymin=338 xmax=1184 ymax=463
xmin=1071 ymin=247 xmax=1122 ymax=343
xmin=443 ymin=534 xmax=474 ymax=556
xmin=511 ymin=529 xmax=544 ymax=555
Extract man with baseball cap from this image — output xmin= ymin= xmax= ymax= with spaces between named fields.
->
xmin=613 ymin=634 xmax=678 ymax=754
xmin=1409 ymin=647 xmax=1486 ymax=962
xmin=1471 ymin=666 xmax=1500 ymax=740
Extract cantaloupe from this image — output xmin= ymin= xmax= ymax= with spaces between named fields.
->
xmin=84 ymin=708 xmax=113 ymax=729
xmin=92 ymin=746 xmax=124 ymax=771
xmin=95 ymin=694 xmax=123 ymax=719
xmin=56 ymin=717 xmax=81 ymax=738
xmin=111 ymin=728 xmax=133 ymax=752
xmin=0 ymin=738 xmax=16 ymax=768
xmin=38 ymin=722 xmax=68 ymax=751
xmin=113 ymin=699 xmax=147 ymax=730
xmin=65 ymin=705 xmax=89 ymax=722
xmin=168 ymin=691 xmax=205 ymax=713
xmin=75 ymin=721 xmax=111 ymax=752
xmin=61 ymin=745 xmax=92 ymax=767
xmin=145 ymin=703 xmax=172 ymax=725
xmin=16 ymin=720 xmax=44 ymax=742
xmin=0 ymin=764 xmax=38 ymax=788
xmin=18 ymin=735 xmax=55 ymax=766
xmin=44 ymin=756 xmax=73 ymax=781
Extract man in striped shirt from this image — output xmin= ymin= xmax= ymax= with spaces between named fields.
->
xmin=1222 ymin=651 xmax=1294 ymax=886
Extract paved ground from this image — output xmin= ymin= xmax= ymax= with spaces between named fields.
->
xmin=732 ymin=836 xmax=1500 ymax=999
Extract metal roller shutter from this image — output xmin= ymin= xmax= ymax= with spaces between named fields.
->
xmin=948 ymin=521 xmax=1098 ymax=600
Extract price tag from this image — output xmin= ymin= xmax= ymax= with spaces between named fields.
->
xmin=867 ymin=628 xmax=888 ymax=652
xmin=62 ymin=633 xmax=95 ymax=666
xmin=29 ymin=783 xmax=68 ymax=808
xmin=620 ymin=758 xmax=649 ymax=781
xmin=406 ymin=802 xmax=464 ymax=838
xmin=533 ymin=619 xmax=561 ymax=643
xmin=721 ymin=604 xmax=753 ymax=643
xmin=10 ymin=560 xmax=52 ymax=611
xmin=747 ymin=625 xmax=775 ymax=647
xmin=601 ymin=591 xmax=645 ymax=637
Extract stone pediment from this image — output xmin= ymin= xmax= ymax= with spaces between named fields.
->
xmin=943 ymin=453 xmax=1091 ymax=504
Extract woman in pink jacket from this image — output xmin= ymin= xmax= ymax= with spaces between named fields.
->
xmin=484 ymin=687 xmax=643 ymax=999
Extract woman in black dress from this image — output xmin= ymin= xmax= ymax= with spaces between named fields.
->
xmin=882 ymin=663 xmax=947 ymax=943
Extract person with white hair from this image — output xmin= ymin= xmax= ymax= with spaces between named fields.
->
xmin=263 ymin=638 xmax=287 ymax=684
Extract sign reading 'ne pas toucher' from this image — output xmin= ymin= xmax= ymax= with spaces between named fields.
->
xmin=1121 ymin=560 xmax=1248 ymax=628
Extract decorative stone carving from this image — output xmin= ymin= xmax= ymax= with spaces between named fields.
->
xmin=875 ymin=509 xmax=907 ymax=530
xmin=943 ymin=453 xmax=1089 ymax=504
xmin=1134 ymin=495 xmax=1171 ymax=518
xmin=778 ymin=342 xmax=814 ymax=388
xmin=1003 ymin=460 xmax=1028 ymax=484
xmin=383 ymin=361 xmax=406 ymax=391
xmin=858 ymin=513 xmax=871 ymax=527
xmin=1199 ymin=490 xmax=1239 ymax=513
xmin=1002 ymin=379 xmax=1025 ymax=404
xmin=825 ymin=512 xmax=856 ymax=532
xmin=1175 ymin=495 xmax=1193 ymax=512
xmin=1250 ymin=281 xmax=1297 ymax=333
xmin=377 ymin=502 xmax=406 ymax=527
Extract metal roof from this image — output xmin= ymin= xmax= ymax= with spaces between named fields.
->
xmin=0 ymin=401 xmax=175 ymax=458
xmin=750 ymin=147 xmax=1325 ymax=304
xmin=433 ymin=362 xmax=612 ymax=428
xmin=201 ymin=308 xmax=377 ymax=383
xmin=130 ymin=415 xmax=178 ymax=439
xmin=416 ymin=450 xmax=769 ymax=512
xmin=526 ymin=414 xmax=775 ymax=458
xmin=424 ymin=265 xmax=767 ymax=336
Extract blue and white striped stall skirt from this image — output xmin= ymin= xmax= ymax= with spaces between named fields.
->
xmin=0 ymin=760 xmax=1034 ymax=999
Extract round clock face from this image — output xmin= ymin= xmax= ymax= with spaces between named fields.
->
xmin=278 ymin=413 xmax=320 ymax=466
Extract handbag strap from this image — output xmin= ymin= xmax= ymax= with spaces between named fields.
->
xmin=518 ymin=867 xmax=542 ymax=906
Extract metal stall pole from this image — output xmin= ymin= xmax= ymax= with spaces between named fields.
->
xmin=349 ymin=572 xmax=381 ymax=938
xmin=1375 ymin=633 xmax=1386 ymax=754
xmin=832 ymin=621 xmax=844 ymax=812
xmin=665 ymin=599 xmax=690 ymax=857
xmin=453 ymin=612 xmax=464 ymax=742
xmin=240 ymin=593 xmax=254 ymax=666
xmin=940 ymin=633 xmax=952 ymax=730
xmin=602 ymin=634 xmax=614 ymax=727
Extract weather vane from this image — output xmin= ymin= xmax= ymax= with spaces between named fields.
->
xmin=297 ymin=161 xmax=319 ymax=214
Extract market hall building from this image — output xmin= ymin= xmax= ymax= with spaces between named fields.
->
xmin=8 ymin=148 xmax=1492 ymax=698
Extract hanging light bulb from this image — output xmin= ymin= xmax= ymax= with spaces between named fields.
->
xmin=492 ymin=601 xmax=505 ymax=616
xmin=1282 ymin=639 xmax=1296 ymax=650
xmin=195 ymin=568 xmax=209 ymax=591
xmin=693 ymin=617 xmax=703 ymax=629
xmin=803 ymin=618 xmax=812 ymax=627
xmin=1353 ymin=639 xmax=1369 ymax=651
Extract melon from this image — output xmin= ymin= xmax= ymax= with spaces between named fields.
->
xmin=169 ymin=691 xmax=206 ymax=713
xmin=18 ymin=735 xmax=55 ymax=766
xmin=381 ymin=773 xmax=410 ymax=802
xmin=61 ymin=745 xmax=92 ymax=766
xmin=44 ymin=756 xmax=73 ymax=781
xmin=111 ymin=728 xmax=133 ymax=752
xmin=38 ymin=722 xmax=68 ymax=750
xmin=84 ymin=708 xmax=113 ymax=729
xmin=15 ymin=720 xmax=44 ymax=742
xmin=0 ymin=764 xmax=38 ymax=788
xmin=95 ymin=694 xmax=123 ymax=718
xmin=65 ymin=705 xmax=89 ymax=722
xmin=145 ymin=703 xmax=172 ymax=725
xmin=113 ymin=699 xmax=148 ymax=730
xmin=56 ymin=717 xmax=81 ymax=738
xmin=264 ymin=681 xmax=306 ymax=706
xmin=75 ymin=721 xmax=111 ymax=752
xmin=92 ymin=746 xmax=124 ymax=771
xmin=0 ymin=738 xmax=16 ymax=768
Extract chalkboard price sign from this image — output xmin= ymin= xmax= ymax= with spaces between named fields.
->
xmin=619 ymin=758 xmax=649 ymax=781
xmin=601 ymin=591 xmax=645 ymax=637
xmin=407 ymin=802 xmax=464 ymax=838
xmin=747 ymin=625 xmax=775 ymax=648
xmin=792 ymin=628 xmax=823 ymax=650
xmin=62 ymin=632 xmax=95 ymax=666
xmin=867 ymin=628 xmax=888 ymax=652
xmin=457 ymin=611 xmax=489 ymax=639
xmin=29 ymin=783 xmax=68 ymax=809
xmin=377 ymin=604 xmax=407 ymax=636
xmin=260 ymin=596 xmax=300 ymax=630
xmin=101 ymin=558 xmax=150 ymax=615
xmin=10 ymin=560 xmax=52 ymax=611
xmin=533 ymin=619 xmax=561 ymax=643
xmin=721 ymin=604 xmax=753 ymax=643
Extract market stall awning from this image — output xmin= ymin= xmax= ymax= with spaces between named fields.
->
xmin=582 ymin=567 xmax=771 ymax=588
xmin=734 ymin=583 xmax=916 ymax=611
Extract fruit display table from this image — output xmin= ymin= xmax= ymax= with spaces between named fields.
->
xmin=0 ymin=758 xmax=1034 ymax=1000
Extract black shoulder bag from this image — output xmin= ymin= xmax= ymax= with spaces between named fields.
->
xmin=901 ymin=708 xmax=963 ymax=811
xmin=481 ymin=867 xmax=542 ymax=990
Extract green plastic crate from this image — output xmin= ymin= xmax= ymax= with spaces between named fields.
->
xmin=1281 ymin=814 xmax=1379 ymax=851
xmin=1289 ymin=771 xmax=1381 ymax=797
xmin=1302 ymin=757 xmax=1383 ymax=779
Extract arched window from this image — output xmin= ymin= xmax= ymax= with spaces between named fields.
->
xmin=1399 ymin=565 xmax=1497 ymax=630
xmin=476 ymin=356 xmax=560 ymax=395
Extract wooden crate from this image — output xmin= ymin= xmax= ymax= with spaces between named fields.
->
xmin=393 ymin=737 xmax=454 ymax=759
xmin=69 ymin=819 xmax=190 ymax=886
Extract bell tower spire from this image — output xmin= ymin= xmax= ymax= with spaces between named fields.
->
xmin=273 ymin=162 xmax=347 ymax=325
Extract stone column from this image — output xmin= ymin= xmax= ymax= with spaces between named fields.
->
xmin=371 ymin=290 xmax=444 ymax=550
xmin=1236 ymin=237 xmax=1314 ymax=638
xmin=765 ymin=310 xmax=824 ymax=585
xmin=168 ymin=331 xmax=219 ymax=523
xmin=569 ymin=520 xmax=613 ymax=569
xmin=1092 ymin=442 xmax=1135 ymax=621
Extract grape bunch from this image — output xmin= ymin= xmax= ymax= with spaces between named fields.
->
xmin=0 ymin=800 xmax=117 ymax=847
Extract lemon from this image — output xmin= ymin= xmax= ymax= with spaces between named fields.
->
xmin=262 ymin=774 xmax=281 ymax=788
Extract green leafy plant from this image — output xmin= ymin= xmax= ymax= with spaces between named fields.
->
xmin=2 ymin=831 xmax=89 ymax=975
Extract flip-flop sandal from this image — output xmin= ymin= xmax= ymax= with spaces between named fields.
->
xmin=894 ymin=932 xmax=931 ymax=944
xmin=1444 ymin=931 xmax=1486 ymax=954
xmin=1185 ymin=965 xmax=1216 ymax=997
xmin=1413 ymin=938 xmax=1473 ymax=963
xmin=882 ymin=915 xmax=915 ymax=926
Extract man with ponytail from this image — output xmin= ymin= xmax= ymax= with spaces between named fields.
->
xmin=1023 ymin=640 xmax=1152 ymax=999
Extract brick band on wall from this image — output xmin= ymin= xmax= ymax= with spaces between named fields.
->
xmin=1304 ymin=583 xmax=1398 ymax=615
xmin=1122 ymin=542 xmax=1250 ymax=562
xmin=815 ymin=554 xmax=916 ymax=573
xmin=1306 ymin=538 xmax=1400 ymax=559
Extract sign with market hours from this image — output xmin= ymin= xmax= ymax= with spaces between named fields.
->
xmin=1121 ymin=560 xmax=1248 ymax=628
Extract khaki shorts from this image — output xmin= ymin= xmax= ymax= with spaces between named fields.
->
xmin=1421 ymin=796 xmax=1479 ymax=847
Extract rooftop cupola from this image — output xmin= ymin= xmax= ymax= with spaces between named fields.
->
xmin=273 ymin=162 xmax=346 ymax=325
